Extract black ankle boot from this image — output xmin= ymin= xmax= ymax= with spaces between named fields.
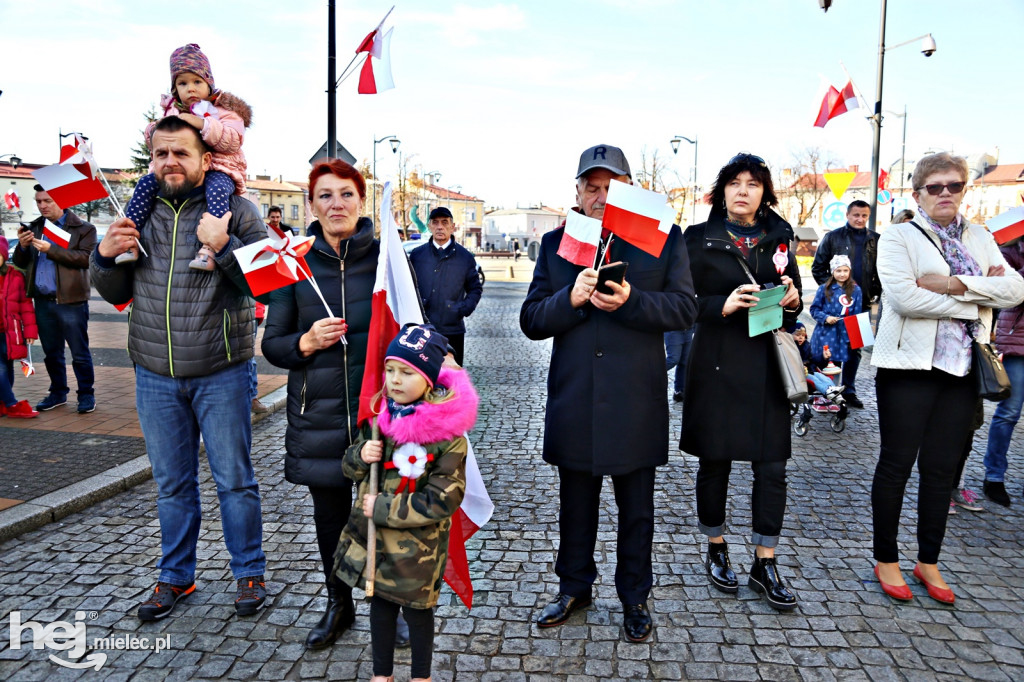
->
xmin=748 ymin=556 xmax=797 ymax=611
xmin=706 ymin=542 xmax=738 ymax=594
xmin=305 ymin=582 xmax=355 ymax=649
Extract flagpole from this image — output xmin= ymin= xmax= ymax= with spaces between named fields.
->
xmin=327 ymin=0 xmax=337 ymax=160
xmin=365 ymin=417 xmax=381 ymax=598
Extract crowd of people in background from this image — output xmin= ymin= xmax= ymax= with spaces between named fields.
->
xmin=5 ymin=42 xmax=1024 ymax=678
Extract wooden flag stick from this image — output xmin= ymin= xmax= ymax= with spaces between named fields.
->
xmin=365 ymin=416 xmax=380 ymax=597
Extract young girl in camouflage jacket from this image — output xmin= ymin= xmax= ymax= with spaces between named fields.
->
xmin=334 ymin=324 xmax=478 ymax=682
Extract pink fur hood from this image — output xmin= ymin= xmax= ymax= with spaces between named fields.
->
xmin=378 ymin=367 xmax=479 ymax=445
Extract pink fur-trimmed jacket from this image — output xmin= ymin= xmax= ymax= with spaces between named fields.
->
xmin=334 ymin=367 xmax=479 ymax=608
xmin=145 ymin=91 xmax=253 ymax=195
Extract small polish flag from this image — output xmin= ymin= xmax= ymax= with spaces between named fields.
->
xmin=602 ymin=180 xmax=674 ymax=258
xmin=33 ymin=161 xmax=108 ymax=209
xmin=357 ymin=27 xmax=395 ymax=94
xmin=556 ymin=210 xmax=602 ymax=267
xmin=21 ymin=345 xmax=35 ymax=377
xmin=987 ymin=206 xmax=1024 ymax=246
xmin=4 ymin=189 xmax=19 ymax=210
xmin=234 ymin=237 xmax=312 ymax=297
xmin=443 ymin=437 xmax=494 ymax=609
xmin=43 ymin=219 xmax=71 ymax=249
xmin=844 ymin=311 xmax=875 ymax=349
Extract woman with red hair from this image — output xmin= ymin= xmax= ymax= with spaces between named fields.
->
xmin=262 ymin=160 xmax=377 ymax=648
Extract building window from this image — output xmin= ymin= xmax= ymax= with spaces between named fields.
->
xmin=261 ymin=203 xmax=269 ymax=217
xmin=531 ymin=219 xmax=536 ymax=228
xmin=468 ymin=208 xmax=476 ymax=222
xmin=291 ymin=204 xmax=299 ymax=220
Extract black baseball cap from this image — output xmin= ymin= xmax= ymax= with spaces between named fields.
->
xmin=429 ymin=207 xmax=453 ymax=221
xmin=576 ymin=144 xmax=631 ymax=179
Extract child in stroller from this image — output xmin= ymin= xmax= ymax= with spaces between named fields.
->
xmin=791 ymin=322 xmax=848 ymax=434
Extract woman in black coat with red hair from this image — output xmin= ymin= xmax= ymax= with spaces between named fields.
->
xmin=681 ymin=153 xmax=803 ymax=611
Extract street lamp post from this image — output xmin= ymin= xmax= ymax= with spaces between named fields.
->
xmin=372 ymin=134 xmax=400 ymax=223
xmin=0 ymin=153 xmax=22 ymax=170
xmin=864 ymin=0 xmax=936 ymax=232
xmin=670 ymin=135 xmax=698 ymax=225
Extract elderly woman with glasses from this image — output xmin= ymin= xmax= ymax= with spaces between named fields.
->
xmin=870 ymin=152 xmax=1024 ymax=605
xmin=681 ymin=153 xmax=803 ymax=611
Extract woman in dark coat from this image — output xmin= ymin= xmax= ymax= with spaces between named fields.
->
xmin=680 ymin=153 xmax=803 ymax=611
xmin=262 ymin=160 xmax=377 ymax=648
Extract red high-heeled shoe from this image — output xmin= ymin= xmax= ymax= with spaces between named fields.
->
xmin=913 ymin=565 xmax=955 ymax=604
xmin=874 ymin=564 xmax=913 ymax=601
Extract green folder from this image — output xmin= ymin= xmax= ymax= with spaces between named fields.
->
xmin=747 ymin=285 xmax=787 ymax=337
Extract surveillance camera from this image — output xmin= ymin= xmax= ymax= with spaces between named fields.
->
xmin=921 ymin=34 xmax=937 ymax=57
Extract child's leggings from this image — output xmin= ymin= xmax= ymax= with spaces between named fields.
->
xmin=124 ymin=169 xmax=234 ymax=230
xmin=370 ymin=595 xmax=434 ymax=678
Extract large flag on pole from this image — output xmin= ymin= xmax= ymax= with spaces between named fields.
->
xmin=358 ymin=181 xmax=424 ymax=424
xmin=814 ymin=77 xmax=861 ymax=128
xmin=602 ymin=179 xmax=674 ymax=258
xmin=4 ymin=189 xmax=19 ymax=211
xmin=355 ymin=6 xmax=396 ymax=95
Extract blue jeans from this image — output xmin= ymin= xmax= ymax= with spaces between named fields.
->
xmin=33 ymin=298 xmax=94 ymax=398
xmin=665 ymin=328 xmax=694 ymax=394
xmin=984 ymin=355 xmax=1024 ymax=482
xmin=807 ymin=372 xmax=834 ymax=395
xmin=136 ymin=362 xmax=265 ymax=585
xmin=0 ymin=335 xmax=17 ymax=407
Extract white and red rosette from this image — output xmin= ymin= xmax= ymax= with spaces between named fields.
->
xmin=839 ymin=294 xmax=853 ymax=317
xmin=772 ymin=243 xmax=789 ymax=275
xmin=383 ymin=443 xmax=434 ymax=493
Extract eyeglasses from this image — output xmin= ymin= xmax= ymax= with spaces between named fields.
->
xmin=728 ymin=153 xmax=767 ymax=167
xmin=916 ymin=181 xmax=966 ymax=196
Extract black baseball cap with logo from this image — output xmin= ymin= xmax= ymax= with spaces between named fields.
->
xmin=576 ymin=144 xmax=631 ymax=179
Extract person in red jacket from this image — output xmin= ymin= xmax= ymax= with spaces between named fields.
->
xmin=0 ymin=235 xmax=39 ymax=418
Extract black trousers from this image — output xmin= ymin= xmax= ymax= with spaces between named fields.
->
xmin=695 ymin=459 xmax=788 ymax=547
xmin=447 ymin=333 xmax=466 ymax=366
xmin=872 ymin=367 xmax=977 ymax=564
xmin=555 ymin=466 xmax=655 ymax=606
xmin=308 ymin=482 xmax=354 ymax=583
xmin=370 ymin=596 xmax=434 ymax=678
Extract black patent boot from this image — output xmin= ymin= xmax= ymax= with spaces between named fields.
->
xmin=748 ymin=555 xmax=797 ymax=612
xmin=305 ymin=581 xmax=355 ymax=649
xmin=706 ymin=541 xmax=738 ymax=594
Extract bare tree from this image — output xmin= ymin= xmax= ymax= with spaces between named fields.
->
xmin=637 ymin=146 xmax=688 ymax=224
xmin=777 ymin=146 xmax=842 ymax=226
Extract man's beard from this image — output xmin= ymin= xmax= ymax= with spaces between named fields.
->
xmin=157 ymin=171 xmax=201 ymax=201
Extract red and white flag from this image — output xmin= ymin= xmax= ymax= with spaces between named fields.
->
xmin=356 ymin=8 xmax=395 ymax=95
xmin=443 ymin=438 xmax=494 ymax=609
xmin=813 ymin=78 xmax=860 ymax=128
xmin=33 ymin=137 xmax=108 ymax=211
xmin=4 ymin=189 xmax=18 ymax=211
xmin=359 ymin=182 xmax=492 ymax=609
xmin=21 ymin=345 xmax=35 ymax=378
xmin=602 ymin=179 xmax=674 ymax=258
xmin=988 ymin=206 xmax=1024 ymax=246
xmin=43 ymin=219 xmax=71 ymax=249
xmin=234 ymin=229 xmax=315 ymax=297
xmin=358 ymin=181 xmax=424 ymax=424
xmin=556 ymin=210 xmax=602 ymax=267
xmin=844 ymin=311 xmax=875 ymax=349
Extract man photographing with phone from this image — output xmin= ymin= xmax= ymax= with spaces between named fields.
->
xmin=520 ymin=144 xmax=697 ymax=643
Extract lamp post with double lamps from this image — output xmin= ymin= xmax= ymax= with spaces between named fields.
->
xmin=372 ymin=134 xmax=400 ymax=223
xmin=860 ymin=0 xmax=936 ymax=232
xmin=670 ymin=135 xmax=698 ymax=226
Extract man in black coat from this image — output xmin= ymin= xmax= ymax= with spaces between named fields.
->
xmin=409 ymin=207 xmax=482 ymax=365
xmin=810 ymin=200 xmax=879 ymax=407
xmin=520 ymin=144 xmax=697 ymax=642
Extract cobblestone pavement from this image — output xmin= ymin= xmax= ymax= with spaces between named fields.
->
xmin=3 ymin=282 xmax=1024 ymax=681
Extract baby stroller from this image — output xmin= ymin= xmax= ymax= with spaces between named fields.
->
xmin=793 ymin=362 xmax=848 ymax=436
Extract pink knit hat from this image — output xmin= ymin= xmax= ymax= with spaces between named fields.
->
xmin=169 ymin=43 xmax=215 ymax=92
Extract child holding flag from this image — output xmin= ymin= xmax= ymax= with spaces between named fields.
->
xmin=809 ymin=255 xmax=862 ymax=366
xmin=333 ymin=324 xmax=477 ymax=682
xmin=0 ymin=235 xmax=39 ymax=418
xmin=119 ymin=43 xmax=252 ymax=271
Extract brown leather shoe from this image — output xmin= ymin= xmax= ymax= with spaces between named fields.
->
xmin=536 ymin=592 xmax=592 ymax=628
xmin=251 ymin=398 xmax=269 ymax=414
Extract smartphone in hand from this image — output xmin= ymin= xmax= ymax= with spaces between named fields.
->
xmin=596 ymin=261 xmax=629 ymax=294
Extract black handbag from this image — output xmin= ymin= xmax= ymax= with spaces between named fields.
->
xmin=972 ymin=337 xmax=1011 ymax=401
